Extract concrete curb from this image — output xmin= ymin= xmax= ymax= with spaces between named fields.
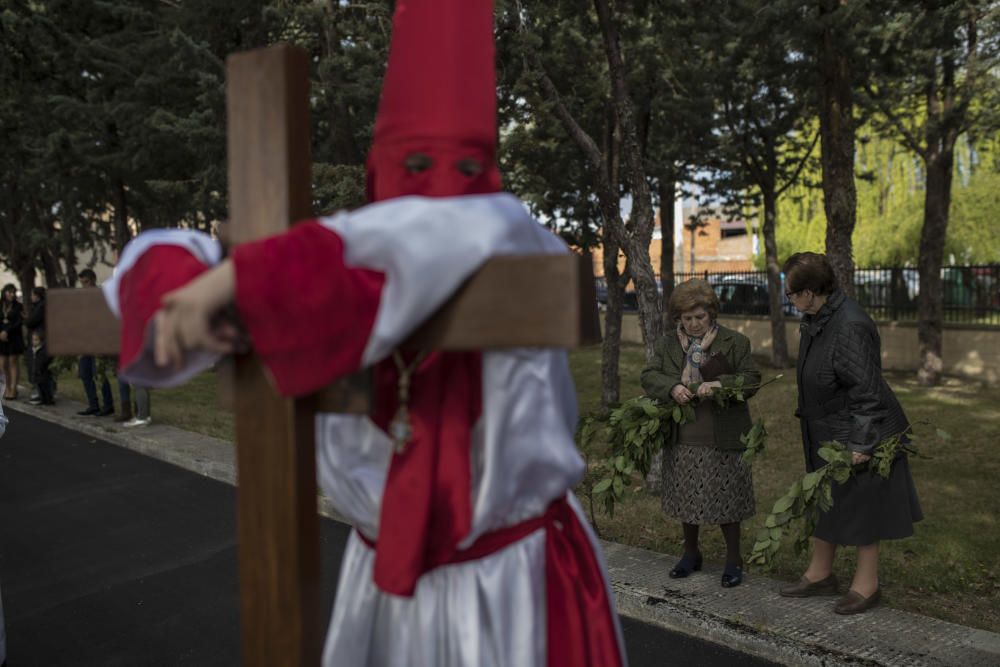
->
xmin=8 ymin=394 xmax=1000 ymax=666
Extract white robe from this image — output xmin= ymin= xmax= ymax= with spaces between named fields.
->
xmin=108 ymin=194 xmax=627 ymax=667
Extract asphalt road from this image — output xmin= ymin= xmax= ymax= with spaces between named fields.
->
xmin=0 ymin=412 xmax=776 ymax=666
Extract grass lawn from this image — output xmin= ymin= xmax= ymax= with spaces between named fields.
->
xmin=49 ymin=348 xmax=1000 ymax=631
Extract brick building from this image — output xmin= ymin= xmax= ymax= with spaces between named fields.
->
xmin=590 ymin=205 xmax=757 ymax=280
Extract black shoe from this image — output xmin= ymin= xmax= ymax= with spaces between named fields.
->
xmin=834 ymin=588 xmax=881 ymax=615
xmin=721 ymin=562 xmax=743 ymax=588
xmin=669 ymin=552 xmax=703 ymax=579
xmin=779 ymin=573 xmax=840 ymax=597
xmin=98 ymin=406 xmax=115 ymax=416
xmin=77 ymin=407 xmax=101 ymax=416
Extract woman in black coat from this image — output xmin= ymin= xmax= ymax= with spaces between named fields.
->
xmin=779 ymin=253 xmax=922 ymax=615
xmin=0 ymin=284 xmax=25 ymax=400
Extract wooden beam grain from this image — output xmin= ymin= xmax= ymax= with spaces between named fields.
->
xmin=48 ymin=254 xmax=598 ymax=358
xmin=46 ymin=288 xmax=120 ymax=356
xmin=407 ymin=253 xmax=601 ymax=349
xmin=226 ymin=44 xmax=321 ymax=667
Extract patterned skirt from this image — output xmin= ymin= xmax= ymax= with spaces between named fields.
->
xmin=661 ymin=444 xmax=755 ymax=525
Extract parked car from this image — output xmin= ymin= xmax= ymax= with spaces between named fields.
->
xmin=595 ymin=278 xmax=656 ymax=313
xmin=708 ymin=274 xmax=798 ymax=317
xmin=853 ymin=268 xmax=919 ymax=312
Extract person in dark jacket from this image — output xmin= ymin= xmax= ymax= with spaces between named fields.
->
xmin=779 ymin=252 xmax=922 ymax=615
xmin=28 ymin=330 xmax=54 ymax=405
xmin=25 ymin=286 xmax=47 ymax=401
xmin=641 ymin=279 xmax=761 ymax=588
xmin=0 ymin=284 xmax=24 ymax=400
xmin=76 ymin=270 xmax=115 ymax=416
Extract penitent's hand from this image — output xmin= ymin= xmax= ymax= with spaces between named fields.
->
xmin=154 ymin=259 xmax=239 ymax=369
xmin=851 ymin=452 xmax=872 ymax=465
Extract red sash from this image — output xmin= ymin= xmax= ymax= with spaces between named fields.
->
xmin=358 ymin=497 xmax=623 ymax=667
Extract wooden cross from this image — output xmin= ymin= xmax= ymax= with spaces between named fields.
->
xmin=47 ymin=45 xmax=599 ymax=667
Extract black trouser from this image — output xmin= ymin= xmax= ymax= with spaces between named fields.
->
xmin=79 ymin=355 xmax=112 ymax=411
xmin=36 ymin=371 xmax=54 ymax=404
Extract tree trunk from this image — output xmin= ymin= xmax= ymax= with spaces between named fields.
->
xmin=658 ymin=179 xmax=676 ymax=327
xmin=818 ymin=0 xmax=857 ymax=297
xmin=601 ymin=226 xmax=623 ymax=411
xmin=113 ymin=177 xmax=131 ymax=254
xmin=17 ymin=264 xmax=35 ymax=304
xmin=916 ymin=146 xmax=953 ymax=386
xmin=592 ymin=0 xmax=661 ymax=360
xmin=40 ymin=249 xmax=63 ymax=287
xmin=762 ymin=189 xmax=790 ymax=367
xmin=626 ymin=236 xmax=661 ymax=361
xmin=61 ymin=221 xmax=78 ymax=287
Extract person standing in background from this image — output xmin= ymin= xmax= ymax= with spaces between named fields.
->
xmin=25 ymin=286 xmax=47 ymax=402
xmin=76 ymin=270 xmax=115 ymax=417
xmin=123 ymin=386 xmax=151 ymax=427
xmin=0 ymin=285 xmax=24 ymax=401
xmin=28 ymin=330 xmax=54 ymax=405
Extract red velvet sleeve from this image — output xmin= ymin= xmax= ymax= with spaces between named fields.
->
xmin=118 ymin=245 xmax=212 ymax=370
xmin=231 ymin=221 xmax=386 ymax=397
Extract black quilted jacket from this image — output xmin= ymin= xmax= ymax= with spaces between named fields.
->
xmin=796 ymin=290 xmax=909 ymax=466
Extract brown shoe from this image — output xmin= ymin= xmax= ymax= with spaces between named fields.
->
xmin=779 ymin=574 xmax=839 ymax=598
xmin=834 ymin=588 xmax=881 ymax=615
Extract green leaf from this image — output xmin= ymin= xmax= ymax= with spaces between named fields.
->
xmin=772 ymin=493 xmax=795 ymax=514
xmin=831 ymin=466 xmax=852 ymax=484
xmin=614 ymin=455 xmax=626 ymax=472
xmin=592 ymin=478 xmax=612 ymax=494
xmin=802 ymin=471 xmax=821 ymax=491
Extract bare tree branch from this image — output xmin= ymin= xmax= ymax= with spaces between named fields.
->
xmin=776 ymin=130 xmax=820 ymax=198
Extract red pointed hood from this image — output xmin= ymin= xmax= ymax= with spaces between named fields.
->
xmin=366 ymin=0 xmax=502 ymax=202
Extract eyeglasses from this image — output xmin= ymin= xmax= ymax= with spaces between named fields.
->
xmin=785 ymin=289 xmax=801 ymax=299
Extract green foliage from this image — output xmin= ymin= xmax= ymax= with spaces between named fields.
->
xmin=747 ymin=431 xmax=928 ymax=569
xmin=775 ymin=130 xmax=1000 ymax=266
xmin=577 ymin=375 xmax=781 ymax=517
xmin=0 ymin=0 xmax=390 ymax=289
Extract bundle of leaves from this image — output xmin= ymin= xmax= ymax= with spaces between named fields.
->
xmin=577 ymin=375 xmax=780 ymax=517
xmin=747 ymin=431 xmax=924 ymax=569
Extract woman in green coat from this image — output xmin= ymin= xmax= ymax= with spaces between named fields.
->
xmin=641 ymin=279 xmax=760 ymax=587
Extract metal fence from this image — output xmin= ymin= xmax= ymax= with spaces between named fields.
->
xmin=665 ymin=265 xmax=1000 ymax=326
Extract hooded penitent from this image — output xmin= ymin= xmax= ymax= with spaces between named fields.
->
xmin=103 ymin=2 xmax=626 ymax=662
xmin=365 ymin=0 xmax=502 ymax=202
xmin=365 ymin=0 xmax=500 ymax=597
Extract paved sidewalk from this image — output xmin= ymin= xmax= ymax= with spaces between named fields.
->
xmin=7 ymin=394 xmax=999 ymax=666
